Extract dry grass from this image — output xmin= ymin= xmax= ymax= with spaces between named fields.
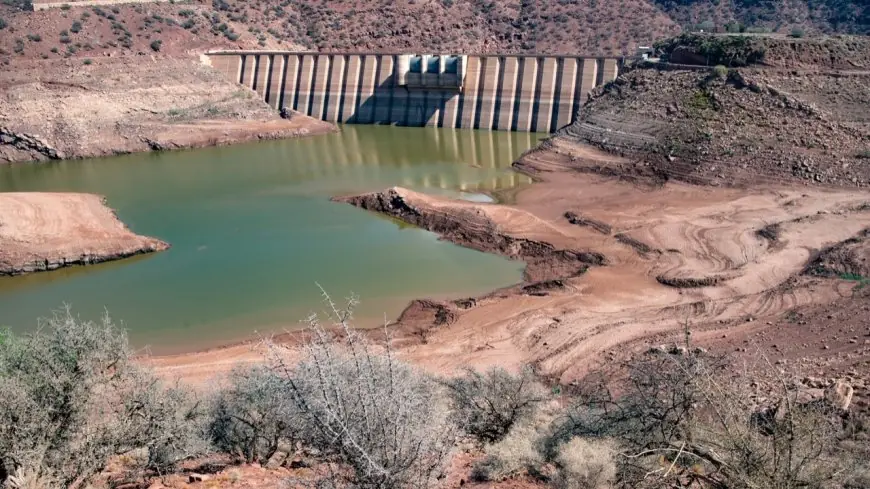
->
xmin=553 ymin=437 xmax=617 ymax=489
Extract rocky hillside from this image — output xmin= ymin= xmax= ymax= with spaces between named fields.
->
xmin=560 ymin=35 xmax=870 ymax=188
xmin=0 ymin=0 xmax=680 ymax=59
xmin=653 ymin=0 xmax=870 ymax=35
xmin=3 ymin=0 xmax=869 ymax=61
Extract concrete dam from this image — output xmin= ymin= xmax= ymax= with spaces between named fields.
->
xmin=206 ymin=52 xmax=625 ymax=132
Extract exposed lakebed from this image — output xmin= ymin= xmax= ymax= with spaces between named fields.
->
xmin=0 ymin=126 xmax=542 ymax=353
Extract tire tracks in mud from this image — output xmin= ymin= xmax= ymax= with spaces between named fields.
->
xmin=330 ymin=142 xmax=870 ymax=382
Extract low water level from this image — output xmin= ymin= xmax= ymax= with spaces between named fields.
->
xmin=0 ymin=126 xmax=542 ymax=353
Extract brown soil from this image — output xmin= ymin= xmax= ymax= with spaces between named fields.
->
xmin=0 ymin=56 xmax=334 ymax=163
xmin=564 ymin=43 xmax=870 ymax=189
xmin=331 ymin=140 xmax=870 ymax=385
xmin=156 ymin=137 xmax=870 ymax=392
xmin=149 ymin=134 xmax=870 ymax=489
xmin=0 ymin=192 xmax=168 ymax=275
xmin=129 ymin=452 xmax=546 ymax=489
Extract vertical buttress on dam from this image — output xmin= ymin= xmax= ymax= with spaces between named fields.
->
xmin=206 ymin=52 xmax=624 ymax=132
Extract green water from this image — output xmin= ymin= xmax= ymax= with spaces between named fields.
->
xmin=0 ymin=126 xmax=542 ymax=353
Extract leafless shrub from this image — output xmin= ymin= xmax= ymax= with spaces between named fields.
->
xmin=0 ymin=307 xmax=206 ymax=489
xmin=442 ymin=367 xmax=548 ymax=444
xmin=550 ymin=349 xmax=859 ymax=489
xmin=207 ymin=365 xmax=302 ymax=464
xmin=552 ymin=437 xmax=617 ymax=489
xmin=266 ymin=290 xmax=454 ymax=489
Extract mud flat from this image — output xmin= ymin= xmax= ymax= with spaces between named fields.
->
xmin=335 ymin=138 xmax=870 ymax=383
xmin=155 ymin=135 xmax=870 ymax=387
xmin=0 ymin=192 xmax=168 ymax=275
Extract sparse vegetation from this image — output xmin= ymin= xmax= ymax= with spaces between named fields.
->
xmin=0 ymin=18 xmax=7 ymax=30
xmin=656 ymin=33 xmax=767 ymax=67
xmin=2 ymin=293 xmax=868 ymax=489
xmin=0 ymin=308 xmax=206 ymax=488
xmin=552 ymin=437 xmax=617 ymax=489
xmin=443 ymin=367 xmax=548 ymax=443
xmin=263 ymin=292 xmax=455 ymax=488
xmin=207 ymin=365 xmax=301 ymax=464
xmin=70 ymin=21 xmax=82 ymax=33
xmin=546 ymin=349 xmax=865 ymax=488
xmin=150 ymin=39 xmax=162 ymax=51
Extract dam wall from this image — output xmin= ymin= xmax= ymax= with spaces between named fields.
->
xmin=206 ymin=52 xmax=625 ymax=132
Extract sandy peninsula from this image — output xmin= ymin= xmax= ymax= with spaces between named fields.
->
xmin=0 ymin=192 xmax=169 ymax=276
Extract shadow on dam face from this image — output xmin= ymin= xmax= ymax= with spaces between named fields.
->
xmin=206 ymin=52 xmax=626 ymax=133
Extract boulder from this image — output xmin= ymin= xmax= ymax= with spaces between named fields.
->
xmin=825 ymin=380 xmax=854 ymax=411
xmin=265 ymin=450 xmax=288 ymax=469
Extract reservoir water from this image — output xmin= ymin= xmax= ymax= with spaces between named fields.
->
xmin=0 ymin=126 xmax=542 ymax=353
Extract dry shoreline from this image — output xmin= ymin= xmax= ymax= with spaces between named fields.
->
xmin=0 ymin=192 xmax=169 ymax=276
xmin=152 ymin=136 xmax=870 ymax=386
xmin=0 ymin=56 xmax=335 ymax=164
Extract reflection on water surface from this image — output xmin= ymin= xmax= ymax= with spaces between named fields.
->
xmin=0 ymin=126 xmax=543 ymax=353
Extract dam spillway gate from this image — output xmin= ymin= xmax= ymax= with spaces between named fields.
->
xmin=205 ymin=52 xmax=625 ymax=133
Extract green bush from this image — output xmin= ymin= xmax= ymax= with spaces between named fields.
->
xmin=790 ymin=27 xmax=806 ymax=38
xmin=711 ymin=64 xmax=728 ymax=78
xmin=82 ymin=58 xmax=92 ymax=65
xmin=150 ymin=39 xmax=162 ymax=51
xmin=70 ymin=20 xmax=82 ymax=33
xmin=0 ymin=18 xmax=7 ymax=30
xmin=26 ymin=33 xmax=40 ymax=42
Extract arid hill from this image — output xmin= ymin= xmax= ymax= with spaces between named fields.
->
xmin=562 ymin=34 xmax=870 ymax=188
xmin=3 ymin=0 xmax=870 ymax=62
xmin=0 ymin=0 xmax=680 ymax=59
xmin=653 ymin=0 xmax=870 ymax=35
